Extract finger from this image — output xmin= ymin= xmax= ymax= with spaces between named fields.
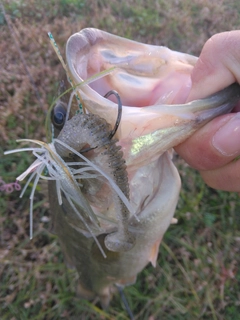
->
xmin=175 ymin=112 xmax=240 ymax=171
xmin=187 ymin=31 xmax=240 ymax=101
xmin=200 ymin=159 xmax=240 ymax=192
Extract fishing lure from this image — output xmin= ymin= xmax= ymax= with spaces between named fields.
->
xmin=4 ymin=88 xmax=135 ymax=258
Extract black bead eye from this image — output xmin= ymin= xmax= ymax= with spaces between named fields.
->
xmin=51 ymin=103 xmax=67 ymax=129
xmin=54 ymin=111 xmax=64 ymax=125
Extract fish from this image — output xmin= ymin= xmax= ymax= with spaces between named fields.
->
xmin=5 ymin=28 xmax=240 ymax=308
xmin=51 ymin=29 xmax=240 ymax=306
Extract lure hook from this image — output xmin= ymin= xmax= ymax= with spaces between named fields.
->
xmin=80 ymin=89 xmax=122 ymax=153
xmin=104 ymin=90 xmax=122 ymax=140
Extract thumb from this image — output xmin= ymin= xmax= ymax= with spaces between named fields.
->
xmin=187 ymin=30 xmax=240 ymax=102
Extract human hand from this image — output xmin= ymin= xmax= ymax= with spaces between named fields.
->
xmin=175 ymin=31 xmax=240 ymax=192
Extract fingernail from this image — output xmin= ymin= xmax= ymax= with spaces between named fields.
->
xmin=212 ymin=113 xmax=240 ymax=156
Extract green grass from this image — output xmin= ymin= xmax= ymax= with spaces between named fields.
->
xmin=1 ymin=0 xmax=240 ymax=319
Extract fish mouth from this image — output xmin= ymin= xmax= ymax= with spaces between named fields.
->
xmin=66 ymin=28 xmax=240 ymax=170
xmin=66 ymin=28 xmax=197 ymax=108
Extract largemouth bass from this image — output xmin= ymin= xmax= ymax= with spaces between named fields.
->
xmin=5 ymin=28 xmax=240 ymax=307
xmin=51 ymin=29 xmax=240 ymax=306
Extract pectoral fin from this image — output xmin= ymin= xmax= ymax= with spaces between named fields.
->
xmin=149 ymin=237 xmax=162 ymax=267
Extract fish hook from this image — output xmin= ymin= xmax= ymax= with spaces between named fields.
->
xmin=104 ymin=90 xmax=122 ymax=140
xmin=80 ymin=89 xmax=122 ymax=153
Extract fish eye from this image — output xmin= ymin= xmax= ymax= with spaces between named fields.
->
xmin=51 ymin=103 xmax=67 ymax=129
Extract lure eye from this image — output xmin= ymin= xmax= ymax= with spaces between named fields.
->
xmin=54 ymin=111 xmax=64 ymax=125
xmin=51 ymin=103 xmax=67 ymax=129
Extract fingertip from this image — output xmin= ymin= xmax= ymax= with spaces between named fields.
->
xmin=187 ymin=31 xmax=239 ymax=102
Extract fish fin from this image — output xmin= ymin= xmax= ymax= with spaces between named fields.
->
xmin=99 ymin=286 xmax=113 ymax=309
xmin=171 ymin=217 xmax=178 ymax=224
xmin=116 ymin=275 xmax=137 ymax=286
xmin=76 ymin=281 xmax=96 ymax=300
xmin=149 ymin=237 xmax=162 ymax=267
